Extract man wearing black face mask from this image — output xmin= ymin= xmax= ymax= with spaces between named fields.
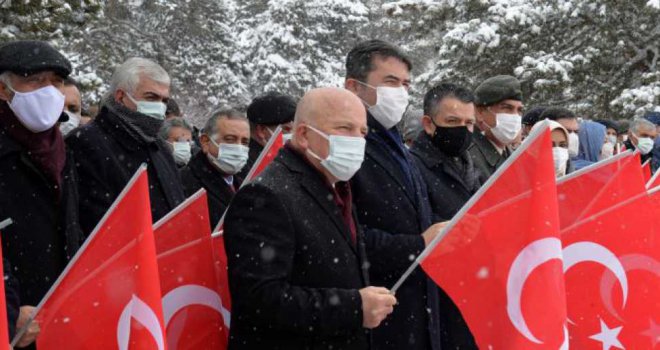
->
xmin=411 ymin=83 xmax=481 ymax=222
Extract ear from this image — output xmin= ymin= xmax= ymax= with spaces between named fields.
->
xmin=200 ymin=134 xmax=211 ymax=154
xmin=421 ymin=115 xmax=435 ymax=135
xmin=114 ymin=89 xmax=124 ymax=104
xmin=0 ymin=81 xmax=12 ymax=102
xmin=293 ymin=123 xmax=309 ymax=149
xmin=344 ymin=78 xmax=359 ymax=93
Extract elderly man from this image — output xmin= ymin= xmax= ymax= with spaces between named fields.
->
xmin=344 ymin=40 xmax=465 ymax=350
xmin=159 ymin=117 xmax=194 ymax=167
xmin=469 ymin=75 xmax=524 ymax=184
xmin=238 ymin=91 xmax=297 ymax=178
xmin=625 ymin=118 xmax=658 ymax=164
xmin=181 ymin=108 xmax=250 ymax=229
xmin=224 ymin=87 xmax=396 ymax=349
xmin=67 ymin=57 xmax=185 ymax=235
xmin=411 ymin=83 xmax=480 ymax=222
xmin=0 ymin=40 xmax=85 ymax=348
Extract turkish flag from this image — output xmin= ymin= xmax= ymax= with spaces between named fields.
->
xmin=560 ymin=188 xmax=660 ymax=349
xmin=213 ymin=127 xmax=283 ymax=232
xmin=211 ymin=233 xmax=232 ymax=330
xmin=32 ymin=166 xmax=167 ymax=349
xmin=647 ymin=166 xmax=660 ymax=190
xmin=642 ymin=159 xmax=652 ymax=183
xmin=418 ymin=124 xmax=568 ymax=349
xmin=556 ymin=151 xmax=646 ymax=229
xmin=154 ymin=190 xmax=229 ymax=350
xmin=0 ymin=232 xmax=9 ymax=350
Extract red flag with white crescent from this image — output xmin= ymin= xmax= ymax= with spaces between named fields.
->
xmin=417 ymin=123 xmax=568 ymax=349
xmin=154 ymin=190 xmax=229 ymax=350
xmin=28 ymin=166 xmax=167 ymax=349
xmin=560 ymin=186 xmax=660 ymax=349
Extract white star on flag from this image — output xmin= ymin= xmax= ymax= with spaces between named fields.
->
xmin=589 ymin=319 xmax=624 ymax=350
xmin=640 ymin=319 xmax=659 ymax=348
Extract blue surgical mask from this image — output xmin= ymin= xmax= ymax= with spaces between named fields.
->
xmin=126 ymin=93 xmax=167 ymax=120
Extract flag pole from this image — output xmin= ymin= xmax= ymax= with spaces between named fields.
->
xmin=0 ymin=218 xmax=12 ymax=231
xmin=212 ymin=126 xmax=283 ymax=235
xmin=390 ymin=121 xmax=551 ymax=294
xmin=11 ymin=164 xmax=149 ymax=347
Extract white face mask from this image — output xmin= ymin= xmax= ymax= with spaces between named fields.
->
xmin=126 ymin=93 xmax=167 ymax=120
xmin=568 ymin=132 xmax=580 ymax=157
xmin=357 ymin=81 xmax=409 ymax=129
xmin=171 ymin=141 xmax=192 ymax=166
xmin=552 ymin=146 xmax=569 ymax=178
xmin=489 ymin=113 xmax=521 ymax=145
xmin=209 ymin=139 xmax=249 ymax=175
xmin=282 ymin=133 xmax=293 ymax=143
xmin=8 ymin=85 xmax=65 ymax=133
xmin=606 ymin=135 xmax=617 ymax=145
xmin=306 ymin=125 xmax=366 ymax=182
xmin=600 ymin=142 xmax=614 ymax=160
xmin=59 ymin=110 xmax=81 ymax=136
xmin=636 ymin=136 xmax=655 ymax=155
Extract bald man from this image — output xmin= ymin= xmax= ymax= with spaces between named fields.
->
xmin=224 ymin=87 xmax=396 ymax=349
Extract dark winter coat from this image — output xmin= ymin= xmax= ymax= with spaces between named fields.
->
xmin=351 ymin=115 xmax=475 ymax=350
xmin=410 ymin=132 xmax=481 ymax=221
xmin=224 ymin=146 xmax=371 ymax=350
xmin=180 ymin=151 xmax=241 ymax=230
xmin=3 ymin=257 xmax=20 ymax=339
xmin=0 ymin=127 xmax=83 ymax=306
xmin=468 ymin=131 xmax=510 ymax=185
xmin=66 ymin=100 xmax=186 ymax=235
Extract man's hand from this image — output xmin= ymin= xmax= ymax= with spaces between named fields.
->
xmin=359 ymin=286 xmax=397 ymax=329
xmin=421 ymin=221 xmax=450 ymax=246
xmin=15 ymin=305 xmax=39 ymax=348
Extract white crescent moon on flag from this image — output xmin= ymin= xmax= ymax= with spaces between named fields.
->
xmin=506 ymin=237 xmax=563 ymax=344
xmin=162 ymin=284 xmax=230 ymax=328
xmin=600 ymin=253 xmax=659 ymax=320
xmin=563 ymin=241 xmax=628 ymax=322
xmin=117 ymin=295 xmax=166 ymax=350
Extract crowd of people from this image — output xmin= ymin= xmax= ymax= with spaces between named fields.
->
xmin=0 ymin=38 xmax=658 ymax=349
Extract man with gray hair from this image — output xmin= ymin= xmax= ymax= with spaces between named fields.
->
xmin=180 ymin=108 xmax=250 ymax=229
xmin=67 ymin=57 xmax=186 ymax=236
xmin=159 ymin=117 xmax=195 ymax=167
xmin=624 ymin=117 xmax=658 ymax=164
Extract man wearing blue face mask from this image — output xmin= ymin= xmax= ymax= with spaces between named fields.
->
xmin=180 ymin=108 xmax=250 ymax=230
xmin=470 ymin=75 xmax=525 ymax=184
xmin=66 ymin=57 xmax=185 ymax=236
xmin=0 ymin=40 xmax=85 ymax=348
xmin=224 ymin=87 xmax=397 ymax=349
xmin=345 ymin=40 xmax=467 ymax=350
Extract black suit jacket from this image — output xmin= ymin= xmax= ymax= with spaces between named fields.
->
xmin=180 ymin=151 xmax=241 ymax=230
xmin=411 ymin=132 xmax=481 ymax=221
xmin=224 ymin=146 xmax=371 ymax=350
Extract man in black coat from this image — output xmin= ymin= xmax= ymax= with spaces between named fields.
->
xmin=181 ymin=108 xmax=250 ymax=230
xmin=224 ymin=87 xmax=397 ymax=349
xmin=469 ymin=75 xmax=524 ymax=184
xmin=67 ymin=57 xmax=185 ymax=235
xmin=344 ymin=40 xmax=459 ymax=350
xmin=0 ymin=40 xmax=85 ymax=348
xmin=237 ymin=91 xmax=296 ymax=179
xmin=411 ymin=83 xmax=481 ymax=222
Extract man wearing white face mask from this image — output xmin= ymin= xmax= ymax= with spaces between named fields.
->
xmin=180 ymin=108 xmax=250 ymax=230
xmin=158 ymin=117 xmax=194 ymax=167
xmin=624 ymin=117 xmax=658 ymax=165
xmin=345 ymin=40 xmax=460 ymax=350
xmin=238 ymin=91 xmax=297 ymax=179
xmin=67 ymin=57 xmax=186 ymax=236
xmin=0 ymin=40 xmax=86 ymax=348
xmin=224 ymin=88 xmax=398 ymax=349
xmin=470 ymin=75 xmax=524 ymax=184
xmin=59 ymin=77 xmax=83 ymax=136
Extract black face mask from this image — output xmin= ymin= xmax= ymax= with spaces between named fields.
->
xmin=430 ymin=120 xmax=473 ymax=157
